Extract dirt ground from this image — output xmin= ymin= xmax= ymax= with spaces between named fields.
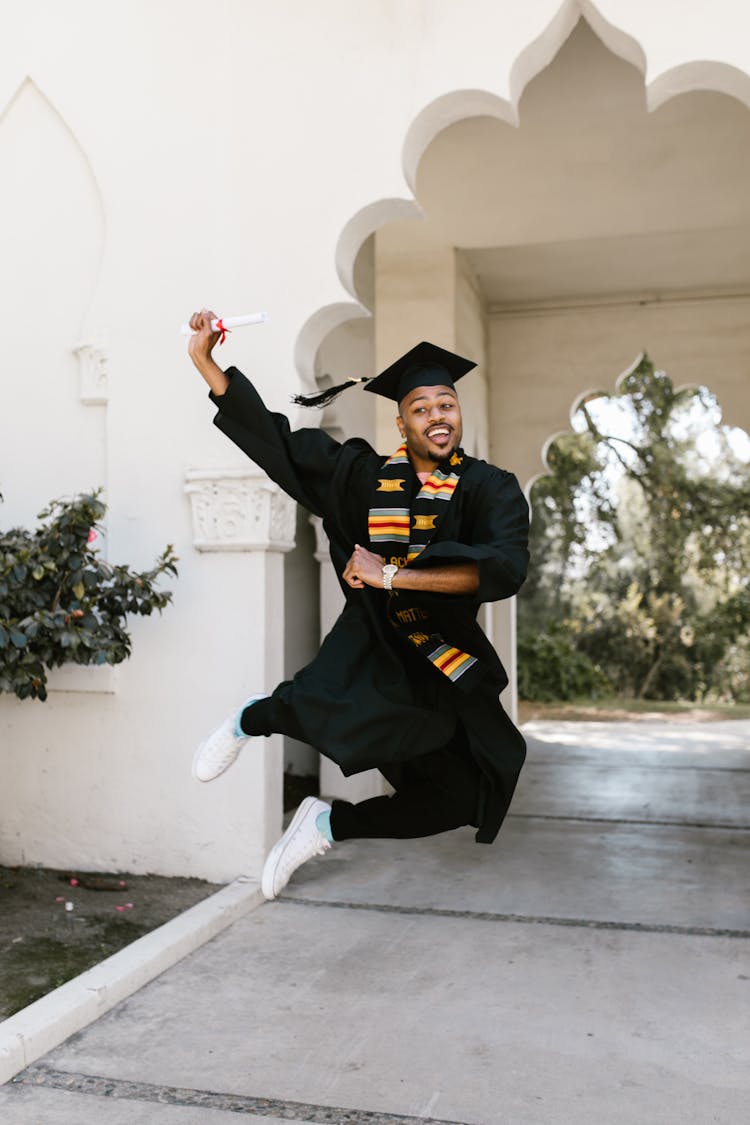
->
xmin=0 ymin=865 xmax=220 ymax=1020
xmin=0 ymin=772 xmax=317 ymax=1021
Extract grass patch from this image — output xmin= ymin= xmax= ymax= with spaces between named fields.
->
xmin=2 ymin=919 xmax=150 ymax=1016
xmin=518 ymin=698 xmax=750 ymax=723
xmin=0 ymin=866 xmax=219 ymax=1021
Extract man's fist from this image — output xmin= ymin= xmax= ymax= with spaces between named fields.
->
xmin=343 ymin=544 xmax=386 ymax=590
xmin=188 ymin=308 xmax=221 ymax=365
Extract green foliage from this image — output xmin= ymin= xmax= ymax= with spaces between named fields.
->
xmin=519 ymin=356 xmax=750 ymax=703
xmin=0 ymin=491 xmax=178 ymax=701
xmin=517 ymin=620 xmax=612 ymax=702
xmin=521 ymin=431 xmax=608 ymax=612
xmin=571 ymin=584 xmax=696 ymax=700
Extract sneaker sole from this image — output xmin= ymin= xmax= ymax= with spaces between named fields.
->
xmin=191 ymin=696 xmax=264 ymax=783
xmin=261 ymin=796 xmax=321 ymax=900
xmin=191 ymin=737 xmax=217 ymax=783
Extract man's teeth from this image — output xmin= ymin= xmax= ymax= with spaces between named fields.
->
xmin=428 ymin=427 xmax=450 ymax=438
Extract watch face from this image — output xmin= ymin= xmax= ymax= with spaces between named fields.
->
xmin=383 ymin=563 xmax=398 ymax=589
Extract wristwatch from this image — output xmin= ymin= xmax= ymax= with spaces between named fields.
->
xmin=382 ymin=563 xmax=399 ymax=591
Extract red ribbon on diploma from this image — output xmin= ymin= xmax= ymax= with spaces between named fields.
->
xmin=216 ymin=319 xmax=231 ymax=345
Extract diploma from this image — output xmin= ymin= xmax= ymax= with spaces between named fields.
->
xmin=180 ymin=311 xmax=268 ymax=335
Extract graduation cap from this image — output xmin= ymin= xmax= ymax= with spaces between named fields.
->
xmin=291 ymin=341 xmax=476 ymax=409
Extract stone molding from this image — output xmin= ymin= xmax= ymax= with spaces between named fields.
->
xmin=73 ymin=341 xmax=108 ymax=405
xmin=308 ymin=514 xmax=331 ymax=564
xmin=184 ymin=469 xmax=296 ymax=553
xmin=47 ymin=664 xmax=116 ymax=694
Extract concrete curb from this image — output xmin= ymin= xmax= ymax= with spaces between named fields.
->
xmin=0 ymin=876 xmax=264 ymax=1086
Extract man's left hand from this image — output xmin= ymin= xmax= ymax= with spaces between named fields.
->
xmin=343 ymin=544 xmax=386 ymax=589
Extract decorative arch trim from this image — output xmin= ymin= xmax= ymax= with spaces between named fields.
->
xmin=335 ymin=198 xmax=421 ymax=302
xmin=646 ymin=59 xmax=750 ymax=112
xmin=293 ymin=300 xmax=370 ymax=412
xmin=402 ymin=90 xmax=517 ymax=194
xmin=0 ymin=76 xmax=106 ymax=255
xmin=511 ymin=0 xmax=647 ymax=107
xmin=612 ymin=352 xmax=648 ymax=394
xmin=525 ymin=351 xmax=645 ymax=500
xmin=295 ymin=0 xmax=750 ymax=436
xmin=0 ymin=75 xmax=107 ymax=373
xmin=324 ymin=0 xmax=750 ymax=333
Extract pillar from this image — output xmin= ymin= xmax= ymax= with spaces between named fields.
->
xmin=184 ymin=467 xmax=297 ymax=866
xmin=375 ymin=221 xmax=519 ymax=720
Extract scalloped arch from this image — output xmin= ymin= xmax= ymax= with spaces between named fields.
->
xmin=401 ymin=90 xmax=518 ymax=196
xmin=510 ymin=0 xmax=646 ymax=110
xmin=401 ymin=0 xmax=647 ymax=196
xmin=335 ymin=198 xmax=420 ymax=302
xmin=339 ymin=0 xmax=750 ymax=308
xmin=647 ymin=60 xmax=750 ymax=112
xmin=293 ymin=301 xmax=370 ymax=391
xmin=525 ymin=351 xmax=642 ymax=509
xmin=530 ymin=350 xmax=747 ymax=507
xmin=525 ymin=351 xmax=645 ymax=502
xmin=614 ymin=353 xmax=710 ymax=402
xmin=296 ymin=0 xmax=750 ymax=426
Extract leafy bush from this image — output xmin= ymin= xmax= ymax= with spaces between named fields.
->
xmin=519 ymin=358 xmax=750 ymax=703
xmin=518 ymin=620 xmax=612 ymax=702
xmin=0 ymin=492 xmax=177 ymax=701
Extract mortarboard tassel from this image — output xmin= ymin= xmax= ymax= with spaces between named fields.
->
xmin=291 ymin=376 xmax=371 ymax=408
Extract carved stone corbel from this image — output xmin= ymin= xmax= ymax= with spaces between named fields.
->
xmin=72 ymin=341 xmax=108 ymax=405
xmin=184 ymin=469 xmax=296 ymax=553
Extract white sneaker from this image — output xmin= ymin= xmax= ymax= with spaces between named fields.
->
xmin=192 ymin=695 xmax=265 ymax=782
xmin=261 ymin=797 xmax=332 ymax=899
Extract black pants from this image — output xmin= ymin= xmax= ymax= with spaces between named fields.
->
xmin=241 ymin=697 xmax=482 ymax=842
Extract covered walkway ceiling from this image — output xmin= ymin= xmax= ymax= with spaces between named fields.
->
xmin=415 ymin=19 xmax=750 ymax=306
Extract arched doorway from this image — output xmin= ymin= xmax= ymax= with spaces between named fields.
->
xmin=295 ymin=13 xmax=750 ymax=799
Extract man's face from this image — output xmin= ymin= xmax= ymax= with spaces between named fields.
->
xmin=397 ymin=384 xmax=463 ymax=471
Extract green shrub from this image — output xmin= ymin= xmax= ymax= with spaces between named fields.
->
xmin=518 ymin=620 xmax=612 ymax=702
xmin=0 ymin=491 xmax=177 ymax=701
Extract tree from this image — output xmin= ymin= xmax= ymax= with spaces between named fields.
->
xmin=519 ymin=357 xmax=750 ymax=702
xmin=0 ymin=491 xmax=178 ymax=701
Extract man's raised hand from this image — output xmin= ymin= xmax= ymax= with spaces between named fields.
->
xmin=188 ymin=308 xmax=221 ymax=364
xmin=187 ymin=308 xmax=230 ymax=397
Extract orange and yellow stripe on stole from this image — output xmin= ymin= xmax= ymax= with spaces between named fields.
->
xmin=427 ymin=642 xmax=478 ymax=683
xmin=368 ymin=508 xmax=411 ymax=544
xmin=417 ymin=471 xmax=459 ymax=501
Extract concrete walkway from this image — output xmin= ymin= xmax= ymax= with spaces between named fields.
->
xmin=2 ymin=721 xmax=749 ymax=1124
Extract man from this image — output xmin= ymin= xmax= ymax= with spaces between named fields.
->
xmin=188 ymin=309 xmax=529 ymax=900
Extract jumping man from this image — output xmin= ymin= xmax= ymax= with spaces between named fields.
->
xmin=188 ymin=310 xmax=529 ymax=899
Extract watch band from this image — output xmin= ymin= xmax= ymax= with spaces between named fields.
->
xmin=382 ymin=564 xmax=398 ymax=591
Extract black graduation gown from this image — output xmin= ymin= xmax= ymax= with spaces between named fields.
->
xmin=210 ymin=367 xmax=530 ymax=843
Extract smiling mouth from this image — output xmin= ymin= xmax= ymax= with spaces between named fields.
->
xmin=426 ymin=426 xmax=452 ymax=441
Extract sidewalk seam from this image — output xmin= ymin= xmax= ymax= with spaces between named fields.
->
xmin=508 ymin=812 xmax=750 ymax=830
xmin=277 ymin=896 xmax=750 ymax=939
xmin=13 ymin=1064 xmax=468 ymax=1125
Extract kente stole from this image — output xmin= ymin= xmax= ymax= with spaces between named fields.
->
xmin=368 ymin=442 xmax=480 ymax=687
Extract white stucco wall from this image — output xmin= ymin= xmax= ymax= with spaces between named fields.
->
xmin=489 ymin=295 xmax=750 ymax=491
xmin=1 ymin=0 xmax=749 ymax=880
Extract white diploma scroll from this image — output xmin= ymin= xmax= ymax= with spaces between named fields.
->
xmin=180 ymin=311 xmax=268 ymax=335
